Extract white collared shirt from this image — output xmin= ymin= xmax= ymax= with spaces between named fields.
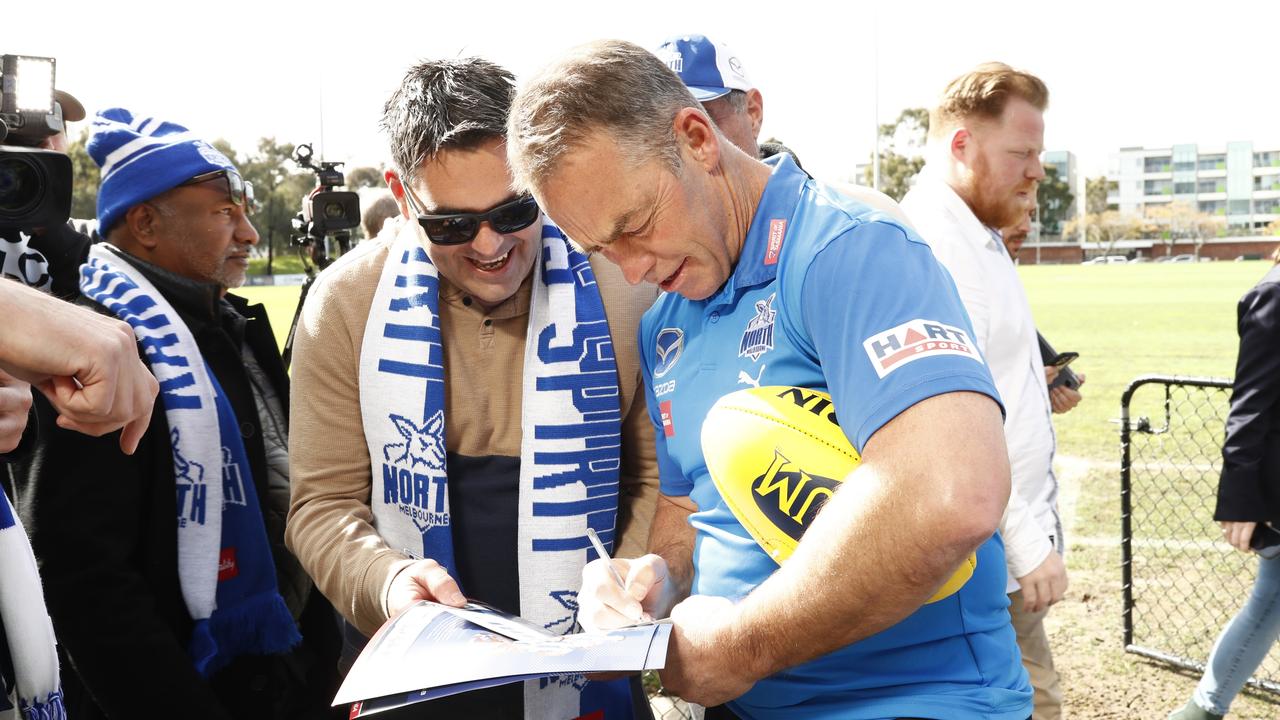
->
xmin=902 ymin=170 xmax=1061 ymax=592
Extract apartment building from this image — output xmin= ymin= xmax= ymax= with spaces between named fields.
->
xmin=1108 ymin=143 xmax=1280 ymax=229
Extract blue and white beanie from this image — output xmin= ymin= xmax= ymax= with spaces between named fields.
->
xmin=87 ymin=108 xmax=236 ymax=233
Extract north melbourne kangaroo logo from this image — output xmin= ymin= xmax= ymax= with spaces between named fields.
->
xmin=383 ymin=411 xmax=446 ymax=470
xmin=171 ymin=428 xmax=208 ymax=526
xmin=739 ymin=293 xmax=776 ymax=361
xmin=381 ymin=410 xmax=450 ymax=558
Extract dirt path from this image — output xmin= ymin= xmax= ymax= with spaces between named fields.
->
xmin=1051 ymin=455 xmax=1280 ymax=719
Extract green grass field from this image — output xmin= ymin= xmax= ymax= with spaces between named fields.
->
xmin=1022 ymin=261 xmax=1263 ymax=461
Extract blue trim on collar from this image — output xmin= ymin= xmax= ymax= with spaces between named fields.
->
xmin=713 ymin=153 xmax=808 ymax=304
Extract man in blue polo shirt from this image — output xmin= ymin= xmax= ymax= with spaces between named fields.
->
xmin=507 ymin=40 xmax=1032 ymax=719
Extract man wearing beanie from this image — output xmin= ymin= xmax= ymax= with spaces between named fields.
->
xmin=6 ymin=108 xmax=341 ymax=719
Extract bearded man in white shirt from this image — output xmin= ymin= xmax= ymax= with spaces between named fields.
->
xmin=901 ymin=62 xmax=1084 ymax=720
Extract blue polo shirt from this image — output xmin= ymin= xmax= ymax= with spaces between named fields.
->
xmin=638 ymin=155 xmax=1031 ymax=719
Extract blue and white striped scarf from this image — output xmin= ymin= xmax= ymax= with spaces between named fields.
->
xmin=0 ymin=493 xmax=64 ymax=719
xmin=359 ymin=219 xmax=633 ymax=719
xmin=79 ymin=244 xmax=300 ymax=677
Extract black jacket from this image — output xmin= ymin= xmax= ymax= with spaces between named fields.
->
xmin=1216 ymin=264 xmax=1280 ymax=522
xmin=8 ymin=254 xmax=340 ymax=719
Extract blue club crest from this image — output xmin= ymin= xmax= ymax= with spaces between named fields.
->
xmin=739 ymin=293 xmax=776 ymax=362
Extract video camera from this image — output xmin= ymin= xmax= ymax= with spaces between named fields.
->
xmin=289 ymin=143 xmax=360 ymax=271
xmin=0 ymin=55 xmax=73 ymax=232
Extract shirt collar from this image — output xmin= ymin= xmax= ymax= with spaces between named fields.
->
xmin=916 ymin=168 xmax=1002 ymax=252
xmin=716 ymin=153 xmax=809 ymax=300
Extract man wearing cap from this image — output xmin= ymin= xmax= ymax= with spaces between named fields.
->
xmin=655 ymin=34 xmax=909 ymax=224
xmin=509 ymin=40 xmax=1031 ymax=719
xmin=7 ymin=108 xmax=341 ymax=720
xmin=285 ymin=58 xmax=659 ymax=719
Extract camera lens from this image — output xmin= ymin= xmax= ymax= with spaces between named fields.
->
xmin=0 ymin=155 xmax=43 ymax=217
xmin=323 ymin=201 xmax=345 ymax=219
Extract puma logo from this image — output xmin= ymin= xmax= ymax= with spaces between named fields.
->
xmin=737 ymin=364 xmax=766 ymax=388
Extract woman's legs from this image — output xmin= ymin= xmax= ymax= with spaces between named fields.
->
xmin=1192 ymin=553 xmax=1280 ymax=714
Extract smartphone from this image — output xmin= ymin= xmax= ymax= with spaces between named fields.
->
xmin=1049 ymin=351 xmax=1079 ymax=369
xmin=1038 ymin=333 xmax=1081 ymax=391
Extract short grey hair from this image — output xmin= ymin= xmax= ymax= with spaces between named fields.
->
xmin=507 ymin=39 xmax=700 ymax=194
xmin=704 ymin=89 xmax=748 ymax=116
xmin=380 ymin=58 xmax=516 ymax=180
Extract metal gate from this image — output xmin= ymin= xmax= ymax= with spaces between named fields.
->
xmin=1120 ymin=374 xmax=1280 ymax=694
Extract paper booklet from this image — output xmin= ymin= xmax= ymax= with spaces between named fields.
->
xmin=333 ymin=600 xmax=672 ymax=716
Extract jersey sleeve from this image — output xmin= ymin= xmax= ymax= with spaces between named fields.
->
xmin=636 ymin=318 xmax=693 ymax=497
xmin=794 ymin=219 xmax=1003 ymax=452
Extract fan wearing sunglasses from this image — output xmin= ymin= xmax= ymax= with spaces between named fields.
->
xmin=285 ymin=58 xmax=660 ymax=720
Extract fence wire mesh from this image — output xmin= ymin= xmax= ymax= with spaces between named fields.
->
xmin=644 ymin=671 xmax=699 ymax=719
xmin=1121 ymin=375 xmax=1280 ymax=694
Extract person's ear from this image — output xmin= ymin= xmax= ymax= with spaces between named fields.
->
xmin=673 ymin=107 xmax=721 ymax=171
xmin=385 ymin=170 xmax=412 ymax=219
xmin=745 ymin=89 xmax=764 ymax=139
xmin=949 ymin=127 xmax=972 ymax=165
xmin=123 ymin=203 xmax=163 ymax=250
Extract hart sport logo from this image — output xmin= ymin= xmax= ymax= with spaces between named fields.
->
xmin=862 ymin=319 xmax=981 ymax=378
xmin=752 ymin=449 xmax=841 ymax=542
xmin=654 ymin=328 xmax=684 ymax=378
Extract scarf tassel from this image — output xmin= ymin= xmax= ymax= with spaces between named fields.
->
xmin=190 ymin=594 xmax=301 ymax=677
xmin=18 ymin=690 xmax=66 ymax=720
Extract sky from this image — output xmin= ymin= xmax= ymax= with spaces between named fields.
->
xmin=10 ymin=0 xmax=1280 ymax=188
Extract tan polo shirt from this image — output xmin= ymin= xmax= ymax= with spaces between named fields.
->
xmin=285 ymin=221 xmax=660 ymax=636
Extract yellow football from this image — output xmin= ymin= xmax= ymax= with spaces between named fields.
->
xmin=700 ymin=385 xmax=974 ymax=604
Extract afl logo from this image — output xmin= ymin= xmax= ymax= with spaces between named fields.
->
xmin=654 ymin=328 xmax=684 ymax=378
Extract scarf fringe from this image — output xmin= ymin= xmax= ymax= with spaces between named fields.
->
xmin=192 ymin=594 xmax=302 ymax=677
xmin=19 ymin=690 xmax=66 ymax=720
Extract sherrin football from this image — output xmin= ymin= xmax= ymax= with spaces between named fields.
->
xmin=700 ymin=385 xmax=974 ymax=604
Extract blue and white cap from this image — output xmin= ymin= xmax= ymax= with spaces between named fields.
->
xmin=87 ymin=108 xmax=236 ymax=233
xmin=655 ymin=34 xmax=753 ymax=102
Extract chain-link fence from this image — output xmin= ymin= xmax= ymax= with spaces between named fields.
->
xmin=645 ymin=671 xmax=699 ymax=719
xmin=1120 ymin=374 xmax=1280 ymax=694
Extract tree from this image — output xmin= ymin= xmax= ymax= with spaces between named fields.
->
xmin=1085 ymin=176 xmax=1111 ymax=215
xmin=65 ymin=128 xmax=100 ymax=221
xmin=1065 ymin=211 xmax=1142 ymax=257
xmin=236 ymin=138 xmax=314 ymax=274
xmin=1144 ymin=201 xmax=1224 ymax=259
xmin=345 ymin=165 xmax=384 ymax=190
xmin=861 ymin=108 xmax=929 ymax=201
xmin=1036 ymin=166 xmax=1074 ymax=237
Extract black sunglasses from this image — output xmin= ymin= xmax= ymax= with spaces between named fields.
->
xmin=179 ymin=169 xmax=254 ymax=209
xmin=403 ymin=184 xmax=540 ymax=245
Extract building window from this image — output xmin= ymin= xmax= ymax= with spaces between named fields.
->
xmin=1198 ymin=179 xmax=1225 ymax=193
xmin=1174 ymin=182 xmax=1196 ymax=194
xmin=1199 ymin=155 xmax=1227 ymax=171
xmin=1256 ymin=198 xmax=1280 ymax=214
